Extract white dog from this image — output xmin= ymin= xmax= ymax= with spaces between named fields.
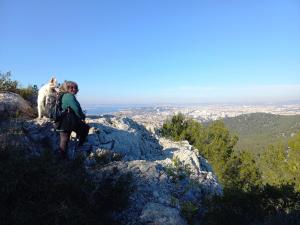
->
xmin=37 ymin=77 xmax=59 ymax=118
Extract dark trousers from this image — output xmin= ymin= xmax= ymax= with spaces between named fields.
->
xmin=59 ymin=131 xmax=71 ymax=159
xmin=59 ymin=122 xmax=90 ymax=159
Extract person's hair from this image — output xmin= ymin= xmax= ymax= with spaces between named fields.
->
xmin=60 ymin=81 xmax=78 ymax=93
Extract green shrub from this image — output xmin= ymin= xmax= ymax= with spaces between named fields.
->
xmin=161 ymin=113 xmax=188 ymax=141
xmin=0 ymin=71 xmax=18 ymax=92
xmin=17 ymin=84 xmax=38 ymax=106
xmin=203 ymin=184 xmax=300 ymax=225
xmin=181 ymin=201 xmax=199 ymax=225
xmin=165 ymin=156 xmax=193 ymax=182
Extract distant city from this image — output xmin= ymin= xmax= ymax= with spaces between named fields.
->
xmin=84 ymin=103 xmax=300 ymax=131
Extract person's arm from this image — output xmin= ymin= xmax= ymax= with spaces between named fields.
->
xmin=62 ymin=94 xmax=85 ymax=119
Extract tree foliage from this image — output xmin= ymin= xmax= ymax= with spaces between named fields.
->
xmin=223 ymin=112 xmax=300 ymax=154
xmin=259 ymin=144 xmax=288 ymax=186
xmin=223 ymin=151 xmax=262 ymax=192
xmin=161 ymin=113 xmax=300 ymax=224
xmin=287 ymin=133 xmax=300 ymax=191
xmin=204 ymin=184 xmax=300 ymax=225
xmin=259 ymin=133 xmax=300 ymax=192
xmin=162 ymin=114 xmax=252 ymax=189
xmin=161 ymin=112 xmax=188 ymax=141
xmin=199 ymin=120 xmax=238 ymax=181
xmin=0 ymin=71 xmax=18 ymax=92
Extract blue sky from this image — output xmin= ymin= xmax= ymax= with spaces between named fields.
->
xmin=1 ymin=0 xmax=299 ymax=105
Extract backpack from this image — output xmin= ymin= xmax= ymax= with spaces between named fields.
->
xmin=45 ymin=92 xmax=64 ymax=122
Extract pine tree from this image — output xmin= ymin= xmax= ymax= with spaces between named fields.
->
xmin=287 ymin=132 xmax=300 ymax=191
xmin=259 ymin=144 xmax=288 ymax=186
xmin=223 ymin=151 xmax=262 ymax=191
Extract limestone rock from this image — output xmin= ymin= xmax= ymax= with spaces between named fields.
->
xmin=140 ymin=202 xmax=187 ymax=225
xmin=0 ymin=91 xmax=36 ymax=119
xmin=2 ymin=114 xmax=222 ymax=224
xmin=85 ymin=115 xmax=163 ymax=160
xmin=22 ymin=118 xmax=60 ymax=154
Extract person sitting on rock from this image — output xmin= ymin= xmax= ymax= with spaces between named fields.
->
xmin=56 ymin=81 xmax=90 ymax=159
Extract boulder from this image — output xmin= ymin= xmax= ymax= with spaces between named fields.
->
xmin=140 ymin=202 xmax=187 ymax=225
xmin=0 ymin=91 xmax=36 ymax=119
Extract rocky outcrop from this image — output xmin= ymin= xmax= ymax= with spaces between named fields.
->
xmin=4 ymin=115 xmax=222 ymax=225
xmin=0 ymin=92 xmax=36 ymax=119
xmin=140 ymin=202 xmax=187 ymax=225
xmin=86 ymin=115 xmax=163 ymax=160
xmin=23 ymin=119 xmax=60 ymax=154
xmin=87 ymin=116 xmax=222 ymax=224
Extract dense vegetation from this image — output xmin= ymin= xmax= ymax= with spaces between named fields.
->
xmin=162 ymin=113 xmax=300 ymax=225
xmin=0 ymin=146 xmax=133 ymax=225
xmin=223 ymin=113 xmax=300 ymax=154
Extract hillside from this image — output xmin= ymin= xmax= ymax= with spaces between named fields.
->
xmin=0 ymin=92 xmax=222 ymax=225
xmin=223 ymin=113 xmax=300 ymax=154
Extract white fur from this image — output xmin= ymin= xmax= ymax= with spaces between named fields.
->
xmin=37 ymin=77 xmax=59 ymax=118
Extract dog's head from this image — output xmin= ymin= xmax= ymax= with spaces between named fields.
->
xmin=49 ymin=77 xmax=60 ymax=92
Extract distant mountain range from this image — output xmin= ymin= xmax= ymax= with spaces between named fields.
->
xmin=223 ymin=113 xmax=300 ymax=154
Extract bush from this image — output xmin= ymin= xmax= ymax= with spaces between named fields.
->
xmin=181 ymin=201 xmax=199 ymax=225
xmin=17 ymin=84 xmax=38 ymax=107
xmin=0 ymin=71 xmax=18 ymax=92
xmin=165 ymin=156 xmax=193 ymax=182
xmin=161 ymin=113 xmax=188 ymax=141
xmin=203 ymin=184 xmax=300 ymax=225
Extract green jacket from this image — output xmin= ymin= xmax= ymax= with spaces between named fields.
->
xmin=61 ymin=93 xmax=85 ymax=120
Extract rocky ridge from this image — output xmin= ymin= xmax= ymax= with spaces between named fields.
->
xmin=1 ymin=92 xmax=222 ymax=225
xmin=19 ymin=115 xmax=221 ymax=224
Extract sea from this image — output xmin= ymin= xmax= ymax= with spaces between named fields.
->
xmin=83 ymin=106 xmax=124 ymax=116
xmin=82 ymin=104 xmax=153 ymax=116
